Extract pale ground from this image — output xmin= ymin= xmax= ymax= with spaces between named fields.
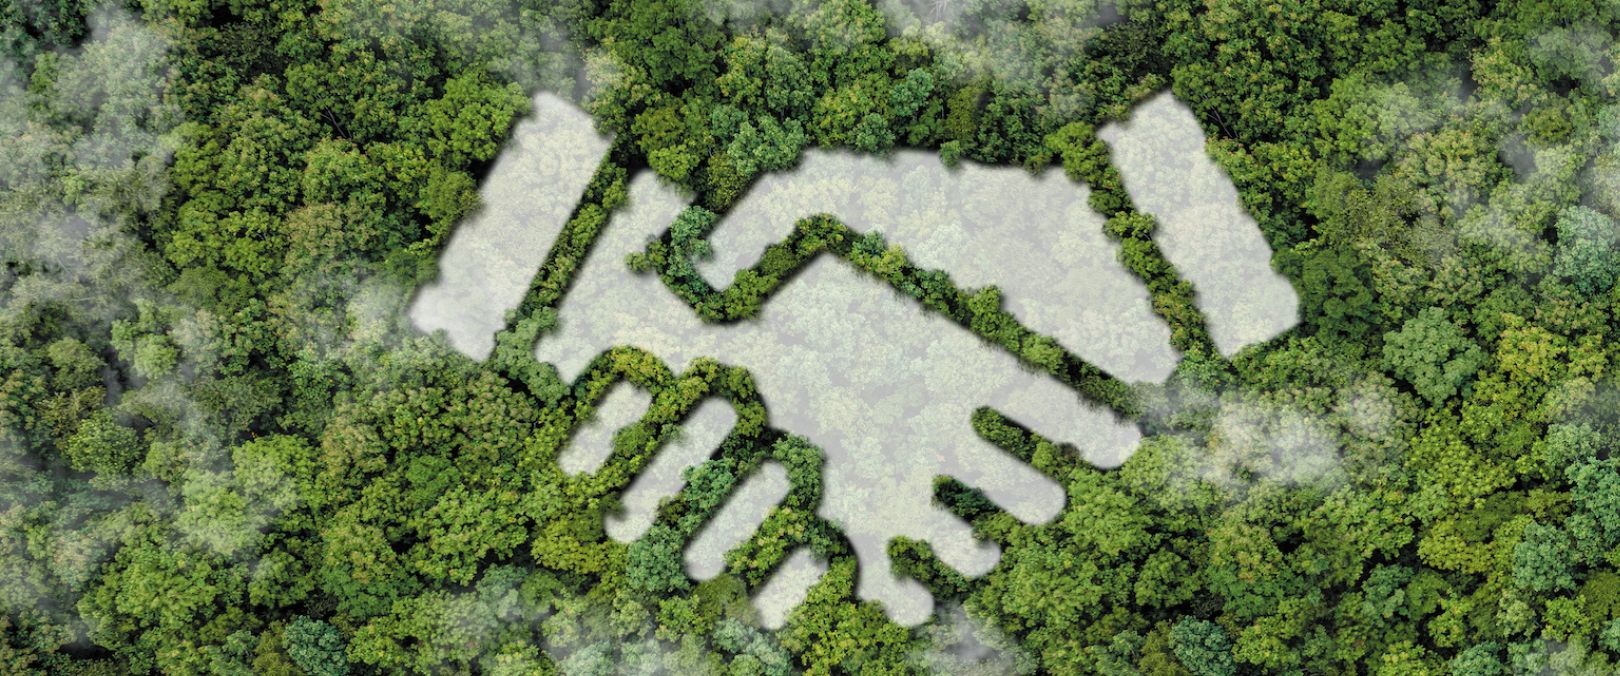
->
xmin=411 ymin=90 xmax=1297 ymax=626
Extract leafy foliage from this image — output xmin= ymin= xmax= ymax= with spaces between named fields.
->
xmin=8 ymin=0 xmax=1620 ymax=674
xmin=1382 ymin=307 xmax=1486 ymax=404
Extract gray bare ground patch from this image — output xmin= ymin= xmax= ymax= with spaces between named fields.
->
xmin=683 ymin=461 xmax=793 ymax=581
xmin=540 ymin=171 xmax=1135 ymax=625
xmin=407 ymin=92 xmax=610 ymax=360
xmin=750 ymin=548 xmax=827 ymax=630
xmin=695 ymin=148 xmax=1178 ymax=383
xmin=605 ymin=399 xmax=737 ymax=543
xmin=418 ymin=90 xmax=1298 ymax=627
xmin=1098 ymin=92 xmax=1300 ymax=356
xmin=556 ymin=380 xmax=651 ymax=477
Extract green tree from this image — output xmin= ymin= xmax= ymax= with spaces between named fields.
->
xmin=1382 ymin=308 xmax=1486 ymax=404
xmin=1287 ymin=245 xmax=1380 ymax=341
xmin=1448 ymin=643 xmax=1505 ymax=675
xmin=1567 ymin=458 xmax=1620 ymax=565
xmin=1170 ymin=618 xmax=1237 ymax=676
xmin=61 ymin=412 xmax=143 ymax=478
xmin=1553 ymin=205 xmax=1620 ymax=294
xmin=285 ymin=616 xmax=349 ymax=676
xmin=1512 ymin=523 xmax=1577 ymax=592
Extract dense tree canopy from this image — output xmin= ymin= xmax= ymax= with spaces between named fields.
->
xmin=6 ymin=0 xmax=1620 ymax=673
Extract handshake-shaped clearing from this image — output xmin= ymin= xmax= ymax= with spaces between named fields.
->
xmin=408 ymin=92 xmax=1298 ymax=627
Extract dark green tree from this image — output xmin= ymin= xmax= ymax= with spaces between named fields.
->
xmin=1382 ymin=308 xmax=1487 ymax=404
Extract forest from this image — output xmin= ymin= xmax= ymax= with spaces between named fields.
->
xmin=6 ymin=0 xmax=1620 ymax=673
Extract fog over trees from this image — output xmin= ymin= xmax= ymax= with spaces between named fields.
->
xmin=6 ymin=0 xmax=1620 ymax=674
